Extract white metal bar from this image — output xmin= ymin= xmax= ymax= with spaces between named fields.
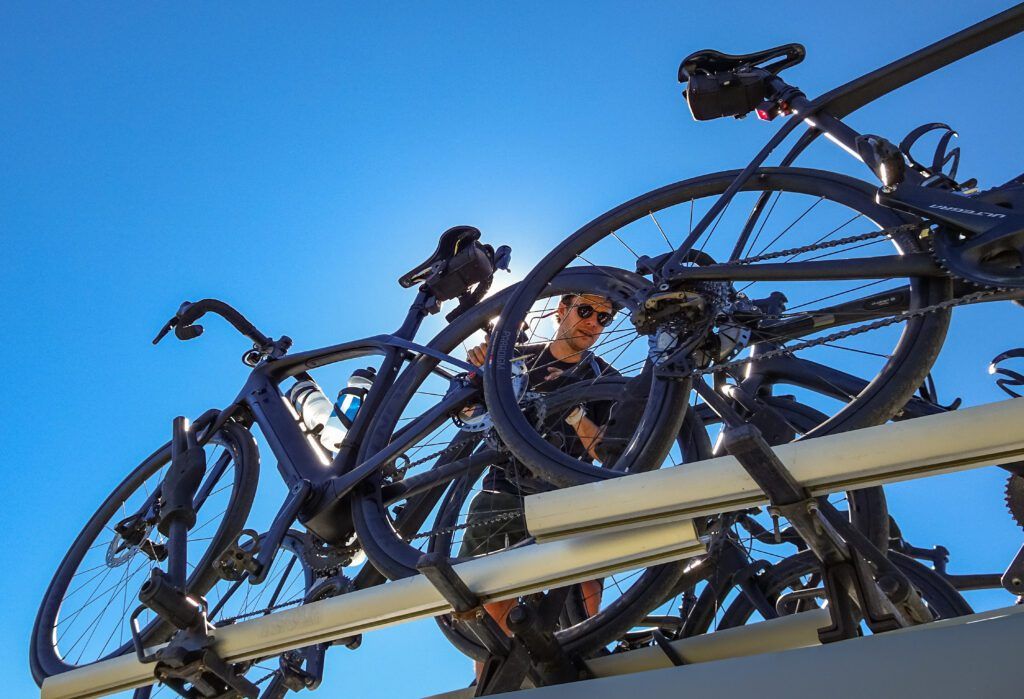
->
xmin=425 ymin=609 xmax=832 ymax=699
xmin=40 ymin=519 xmax=702 ymax=699
xmin=526 ymin=398 xmax=1024 ymax=541
xmin=583 ymin=607 xmax=829 ymax=678
xmin=479 ymin=605 xmax=1024 ymax=699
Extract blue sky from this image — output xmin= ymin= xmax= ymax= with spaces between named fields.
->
xmin=4 ymin=2 xmax=1024 ymax=697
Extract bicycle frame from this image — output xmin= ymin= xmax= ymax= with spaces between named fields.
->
xmin=659 ymin=4 xmax=1024 ymax=285
xmin=198 ymin=289 xmax=480 ymax=551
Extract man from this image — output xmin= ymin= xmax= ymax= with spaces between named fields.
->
xmin=461 ymin=293 xmax=619 ymax=661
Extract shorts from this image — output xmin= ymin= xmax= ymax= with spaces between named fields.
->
xmin=457 ymin=489 xmax=529 ymax=558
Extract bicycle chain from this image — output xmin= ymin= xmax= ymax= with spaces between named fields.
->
xmin=678 ymin=222 xmax=1005 ymax=379
xmin=392 ymin=441 xmax=467 ymax=477
xmin=406 ymin=509 xmax=524 ymax=542
xmin=211 ymin=510 xmax=525 ymax=626
xmin=693 ymin=288 xmax=998 ymax=379
xmin=732 ymin=224 xmax=913 ymax=265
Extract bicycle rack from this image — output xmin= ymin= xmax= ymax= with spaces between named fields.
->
xmin=692 ymin=377 xmax=931 ymax=642
xmin=417 ymin=553 xmax=588 ymax=696
xmin=128 ymin=416 xmax=261 ymax=699
xmin=129 ymin=568 xmax=258 ymax=699
xmin=39 ymin=399 xmax=1024 ymax=699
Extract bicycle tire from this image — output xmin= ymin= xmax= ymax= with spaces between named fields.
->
xmin=716 ymin=549 xmax=972 ymax=630
xmin=352 ymin=268 xmax=701 ymax=658
xmin=427 ymin=378 xmax=710 ymax=660
xmin=31 ymin=419 xmax=259 ymax=683
xmin=353 ymin=266 xmax=657 ymax=580
xmin=483 ymin=167 xmax=952 ymax=488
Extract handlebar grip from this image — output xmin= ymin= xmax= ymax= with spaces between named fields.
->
xmin=175 ymin=324 xmax=204 ymax=341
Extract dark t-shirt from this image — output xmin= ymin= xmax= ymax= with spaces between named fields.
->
xmin=484 ymin=344 xmax=619 ymax=495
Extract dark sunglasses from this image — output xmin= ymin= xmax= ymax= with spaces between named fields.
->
xmin=574 ymin=303 xmax=615 ymax=327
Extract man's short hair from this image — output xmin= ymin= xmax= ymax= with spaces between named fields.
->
xmin=560 ymin=293 xmax=623 ymax=314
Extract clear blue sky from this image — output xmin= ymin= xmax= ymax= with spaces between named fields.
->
xmin=4 ymin=2 xmax=1023 ymax=697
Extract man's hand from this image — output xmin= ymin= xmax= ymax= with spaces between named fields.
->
xmin=467 ymin=337 xmax=489 ymax=367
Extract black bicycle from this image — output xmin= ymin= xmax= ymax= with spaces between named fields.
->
xmin=31 ymin=227 xmax=741 ymax=692
xmin=484 ymin=6 xmax=1024 ymax=490
xmin=472 ymin=0 xmax=1024 ymax=665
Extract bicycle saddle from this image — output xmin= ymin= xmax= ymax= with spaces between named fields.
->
xmin=399 ymin=225 xmax=482 ymax=288
xmin=678 ymin=43 xmax=805 ymax=82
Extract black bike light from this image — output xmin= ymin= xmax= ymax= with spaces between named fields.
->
xmin=755 ymin=99 xmax=781 ymax=121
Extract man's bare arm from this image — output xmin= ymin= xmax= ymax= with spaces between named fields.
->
xmin=565 ymin=406 xmax=604 ymax=462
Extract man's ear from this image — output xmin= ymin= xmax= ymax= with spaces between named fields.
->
xmin=555 ymin=301 xmax=568 ymax=325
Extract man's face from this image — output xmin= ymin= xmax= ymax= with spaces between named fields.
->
xmin=556 ymin=294 xmax=613 ymax=355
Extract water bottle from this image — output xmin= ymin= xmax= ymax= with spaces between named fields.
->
xmin=287 ymin=379 xmax=349 ymax=452
xmin=335 ymin=368 xmax=376 ymax=423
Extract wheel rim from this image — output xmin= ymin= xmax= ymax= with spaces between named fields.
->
xmin=485 ymin=167 xmax=951 ymax=488
xmin=33 ymin=422 xmax=256 ymax=678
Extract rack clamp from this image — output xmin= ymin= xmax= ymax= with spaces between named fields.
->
xmin=416 ymin=553 xmax=511 ymax=659
xmin=130 ymin=568 xmax=258 ymax=698
xmin=720 ymin=421 xmax=929 ymax=642
xmin=1000 ymin=542 xmax=1024 ymax=596
xmin=416 ymin=553 xmax=588 ymax=696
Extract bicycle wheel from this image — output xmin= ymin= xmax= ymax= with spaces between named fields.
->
xmin=31 ymin=419 xmax=259 ymax=683
xmin=484 ymin=167 xmax=952 ymax=488
xmin=353 ymin=266 xmax=659 ymax=581
xmin=716 ymin=549 xmax=972 ymax=631
xmin=352 ymin=268 xmax=706 ymax=658
xmin=426 ymin=377 xmax=712 ymax=660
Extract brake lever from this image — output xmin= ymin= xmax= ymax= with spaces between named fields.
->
xmin=493 ymin=245 xmax=512 ymax=272
xmin=153 ymin=318 xmax=177 ymax=345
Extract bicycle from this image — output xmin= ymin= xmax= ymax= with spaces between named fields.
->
xmin=474 ymin=0 xmax=1024 ymax=662
xmin=31 ymin=227 xmax=738 ymax=693
xmin=480 ymin=4 xmax=1024 ymax=542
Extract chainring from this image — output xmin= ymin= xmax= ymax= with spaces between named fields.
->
xmin=1006 ymin=473 xmax=1024 ymax=530
xmin=931 ymin=225 xmax=1024 ymax=289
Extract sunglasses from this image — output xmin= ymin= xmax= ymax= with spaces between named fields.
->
xmin=573 ymin=303 xmax=615 ymax=327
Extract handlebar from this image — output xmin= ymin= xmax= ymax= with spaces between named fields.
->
xmin=153 ymin=299 xmax=291 ymax=364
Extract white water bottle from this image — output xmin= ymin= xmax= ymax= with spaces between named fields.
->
xmin=335 ymin=368 xmax=376 ymax=422
xmin=288 ymin=379 xmax=348 ymax=451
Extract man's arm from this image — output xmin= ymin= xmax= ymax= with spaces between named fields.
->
xmin=565 ymin=406 xmax=604 ymax=462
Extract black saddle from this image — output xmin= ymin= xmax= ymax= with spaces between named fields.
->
xmin=399 ymin=225 xmax=483 ymax=289
xmin=678 ymin=44 xmax=805 ymax=83
xmin=400 ymin=225 xmax=512 ymax=321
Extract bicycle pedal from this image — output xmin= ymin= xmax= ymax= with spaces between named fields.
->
xmin=213 ymin=529 xmax=262 ymax=582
